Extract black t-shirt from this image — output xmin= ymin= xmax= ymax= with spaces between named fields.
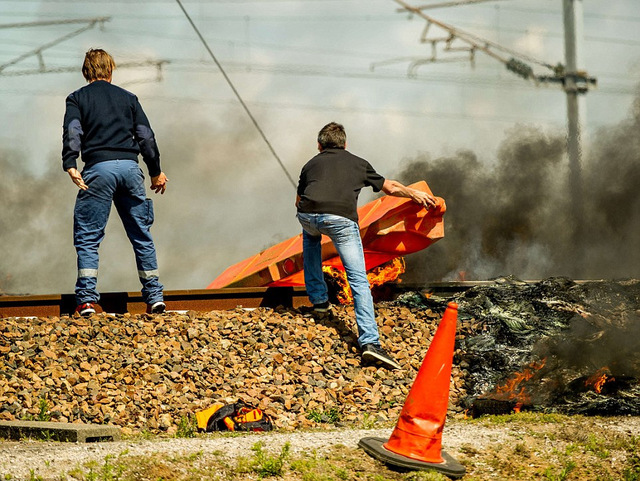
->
xmin=296 ymin=148 xmax=385 ymax=222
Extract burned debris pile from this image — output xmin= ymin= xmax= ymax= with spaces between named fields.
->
xmin=406 ymin=277 xmax=640 ymax=416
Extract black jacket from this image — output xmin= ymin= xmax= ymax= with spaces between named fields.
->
xmin=297 ymin=148 xmax=385 ymax=222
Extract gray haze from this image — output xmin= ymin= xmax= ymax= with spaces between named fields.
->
xmin=399 ymin=86 xmax=640 ymax=282
xmin=0 ymin=0 xmax=638 ymax=294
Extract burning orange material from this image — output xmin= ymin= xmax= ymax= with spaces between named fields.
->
xmin=491 ymin=359 xmax=546 ymax=408
xmin=323 ymin=257 xmax=406 ymax=305
xmin=585 ymin=367 xmax=615 ymax=394
xmin=322 ymin=265 xmax=350 ymax=304
xmin=368 ymin=257 xmax=406 ymax=288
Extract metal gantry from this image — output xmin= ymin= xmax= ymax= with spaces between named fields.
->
xmin=386 ymin=0 xmax=597 ymax=90
xmin=0 ymin=17 xmax=169 ymax=83
xmin=0 ymin=18 xmax=110 ymax=76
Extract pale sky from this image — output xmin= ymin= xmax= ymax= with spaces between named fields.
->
xmin=1 ymin=0 xmax=638 ymax=294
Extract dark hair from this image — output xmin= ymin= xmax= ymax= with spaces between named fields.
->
xmin=82 ymin=48 xmax=116 ymax=82
xmin=317 ymin=122 xmax=346 ymax=149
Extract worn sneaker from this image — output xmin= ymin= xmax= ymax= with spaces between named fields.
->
xmin=361 ymin=344 xmax=402 ymax=370
xmin=75 ymin=303 xmax=96 ymax=317
xmin=146 ymin=301 xmax=166 ymax=314
xmin=313 ymin=301 xmax=330 ymax=313
xmin=299 ymin=301 xmax=331 ymax=316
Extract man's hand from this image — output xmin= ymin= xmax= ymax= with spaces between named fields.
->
xmin=67 ymin=168 xmax=88 ymax=190
xmin=150 ymin=172 xmax=169 ymax=194
xmin=409 ymin=189 xmax=437 ymax=209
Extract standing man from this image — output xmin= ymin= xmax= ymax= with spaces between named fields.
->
xmin=62 ymin=48 xmax=168 ymax=317
xmin=296 ymin=122 xmax=436 ymax=370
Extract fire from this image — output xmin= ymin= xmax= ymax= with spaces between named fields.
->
xmin=585 ymin=367 xmax=615 ymax=394
xmin=491 ymin=359 xmax=546 ymax=409
xmin=322 ymin=265 xmax=352 ymax=304
xmin=367 ymin=257 xmax=406 ymax=288
xmin=322 ymin=257 xmax=406 ymax=305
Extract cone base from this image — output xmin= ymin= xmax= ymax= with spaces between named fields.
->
xmin=359 ymin=437 xmax=465 ymax=479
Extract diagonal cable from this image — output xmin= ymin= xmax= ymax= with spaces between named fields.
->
xmin=175 ymin=0 xmax=296 ymax=189
xmin=0 ymin=19 xmax=109 ymax=74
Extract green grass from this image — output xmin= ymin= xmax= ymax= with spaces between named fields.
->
xmin=22 ymin=398 xmax=52 ymax=423
xmin=623 ymin=443 xmax=640 ymax=481
xmin=249 ymin=441 xmax=290 ymax=478
xmin=306 ymin=407 xmax=341 ymax=424
xmin=471 ymin=411 xmax=567 ymax=426
xmin=543 ymin=460 xmax=576 ymax=481
xmin=27 ymin=471 xmax=43 ymax=481
xmin=175 ymin=415 xmax=198 ymax=438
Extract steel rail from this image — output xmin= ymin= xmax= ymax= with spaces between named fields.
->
xmin=0 ymin=287 xmax=312 ymax=318
xmin=0 ymin=280 xmax=573 ymax=318
xmin=0 ymin=283 xmax=472 ymax=318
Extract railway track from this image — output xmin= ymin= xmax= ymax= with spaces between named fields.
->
xmin=0 ymin=282 xmax=489 ymax=318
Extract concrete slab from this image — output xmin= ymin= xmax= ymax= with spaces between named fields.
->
xmin=0 ymin=420 xmax=121 ymax=443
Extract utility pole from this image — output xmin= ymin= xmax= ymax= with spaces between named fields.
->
xmin=563 ymin=0 xmax=587 ymax=260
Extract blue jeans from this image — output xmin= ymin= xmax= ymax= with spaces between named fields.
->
xmin=297 ymin=212 xmax=380 ymax=347
xmin=73 ymin=159 xmax=163 ymax=305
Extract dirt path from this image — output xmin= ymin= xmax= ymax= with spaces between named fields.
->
xmin=3 ymin=416 xmax=639 ymax=480
xmin=0 ymin=422 xmax=516 ymax=480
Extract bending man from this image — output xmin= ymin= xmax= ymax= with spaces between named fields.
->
xmin=296 ymin=122 xmax=435 ymax=370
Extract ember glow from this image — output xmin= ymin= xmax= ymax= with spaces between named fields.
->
xmin=585 ymin=367 xmax=616 ymax=394
xmin=367 ymin=258 xmax=406 ymax=289
xmin=491 ymin=359 xmax=546 ymax=408
xmin=322 ymin=257 xmax=406 ymax=305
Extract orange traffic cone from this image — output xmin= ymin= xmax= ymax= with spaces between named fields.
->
xmin=359 ymin=302 xmax=465 ymax=478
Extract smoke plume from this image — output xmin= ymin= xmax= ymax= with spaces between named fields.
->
xmin=398 ymin=88 xmax=640 ymax=282
xmin=0 ymin=106 xmax=300 ymax=295
xmin=2 ymin=87 xmax=640 ymax=294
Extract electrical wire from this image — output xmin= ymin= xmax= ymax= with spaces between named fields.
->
xmin=174 ymin=0 xmax=296 ymax=189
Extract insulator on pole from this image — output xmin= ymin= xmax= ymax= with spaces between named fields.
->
xmin=505 ymin=58 xmax=534 ymax=80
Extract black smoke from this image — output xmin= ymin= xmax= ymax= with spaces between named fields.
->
xmin=397 ymin=89 xmax=640 ymax=281
xmin=0 ymin=106 xmax=298 ymax=295
xmin=0 ymin=148 xmax=75 ymax=295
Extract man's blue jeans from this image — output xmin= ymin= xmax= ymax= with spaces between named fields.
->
xmin=73 ymin=159 xmax=163 ymax=306
xmin=297 ymin=212 xmax=380 ymax=348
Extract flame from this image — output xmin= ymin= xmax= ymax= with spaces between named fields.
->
xmin=491 ymin=359 xmax=546 ymax=409
xmin=585 ymin=367 xmax=615 ymax=394
xmin=322 ymin=257 xmax=406 ymax=305
xmin=367 ymin=257 xmax=406 ymax=288
xmin=322 ymin=265 xmax=352 ymax=304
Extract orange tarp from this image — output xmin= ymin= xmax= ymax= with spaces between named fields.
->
xmin=207 ymin=181 xmax=446 ymax=289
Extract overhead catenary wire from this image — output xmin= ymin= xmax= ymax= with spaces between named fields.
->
xmin=0 ymin=17 xmax=110 ymax=74
xmin=401 ymin=0 xmax=509 ymax=10
xmin=0 ymin=18 xmax=111 ymax=29
xmin=174 ymin=0 xmax=296 ymax=189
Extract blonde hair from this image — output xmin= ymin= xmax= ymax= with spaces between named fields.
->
xmin=82 ymin=48 xmax=116 ymax=82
